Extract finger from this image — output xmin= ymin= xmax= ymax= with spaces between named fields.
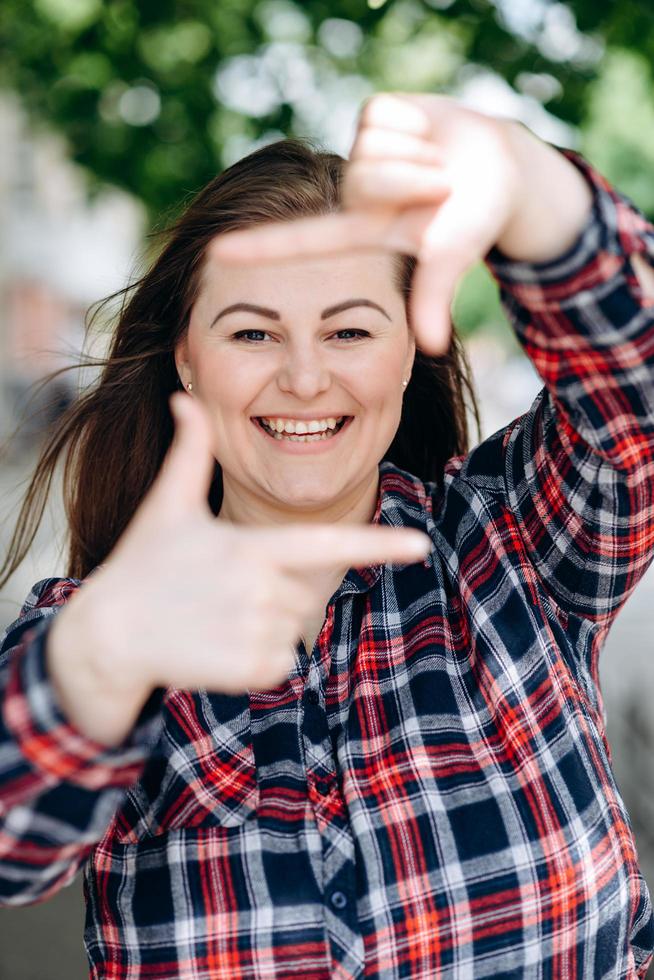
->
xmin=408 ymin=259 xmax=457 ymax=356
xmin=359 ymin=94 xmax=432 ymax=138
xmin=150 ymin=393 xmax=216 ymax=517
xmin=209 ymin=210 xmax=391 ymax=265
xmin=352 ymin=128 xmax=443 ymax=167
xmin=410 ymin=207 xmax=486 ymax=354
xmin=254 ymin=525 xmax=432 ymax=570
xmin=342 ymin=160 xmax=450 ymax=210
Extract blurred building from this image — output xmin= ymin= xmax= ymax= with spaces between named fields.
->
xmin=0 ymin=94 xmax=144 ymax=455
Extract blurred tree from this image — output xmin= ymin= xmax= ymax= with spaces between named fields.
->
xmin=581 ymin=48 xmax=654 ymax=216
xmin=2 ymin=0 xmax=654 ymax=340
xmin=2 ymin=0 xmax=653 ymax=218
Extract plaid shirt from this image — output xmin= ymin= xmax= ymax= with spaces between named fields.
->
xmin=1 ymin=152 xmax=654 ymax=980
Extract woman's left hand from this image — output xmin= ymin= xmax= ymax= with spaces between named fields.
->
xmin=211 ymin=94 xmax=592 ymax=355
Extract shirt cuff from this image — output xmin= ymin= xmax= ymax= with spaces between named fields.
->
xmin=3 ymin=614 xmax=166 ymax=791
xmin=485 ymin=148 xmax=654 ymax=305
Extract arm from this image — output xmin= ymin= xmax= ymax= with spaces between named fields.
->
xmin=0 ymin=579 xmax=165 ymax=906
xmin=483 ymin=148 xmax=654 ymax=636
xmin=0 ymin=397 xmax=430 ymax=906
xmin=210 ymin=97 xmax=654 ymax=630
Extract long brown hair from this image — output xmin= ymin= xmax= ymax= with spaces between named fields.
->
xmin=0 ymin=137 xmax=480 ymax=587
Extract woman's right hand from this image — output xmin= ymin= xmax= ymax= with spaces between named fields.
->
xmin=46 ymin=392 xmax=431 ymax=746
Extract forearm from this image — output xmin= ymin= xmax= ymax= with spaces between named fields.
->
xmin=487 ymin=145 xmax=654 ymax=475
xmin=0 ymin=602 xmax=164 ymax=905
xmin=478 ymin=139 xmax=654 ymax=628
xmin=496 ymin=122 xmax=594 ymax=264
xmin=0 ymin=579 xmax=164 ymax=811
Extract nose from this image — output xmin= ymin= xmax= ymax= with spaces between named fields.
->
xmin=276 ymin=342 xmax=331 ymax=400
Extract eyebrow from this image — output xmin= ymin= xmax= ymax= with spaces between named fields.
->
xmin=210 ymin=298 xmax=391 ymax=328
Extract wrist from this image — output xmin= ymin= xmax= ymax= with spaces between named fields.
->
xmin=495 ymin=121 xmax=594 ymax=264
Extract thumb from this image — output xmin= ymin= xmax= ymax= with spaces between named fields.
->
xmin=411 ymin=188 xmax=496 ymax=355
xmin=410 ymin=244 xmax=476 ymax=356
xmin=149 ymin=392 xmax=217 ymax=518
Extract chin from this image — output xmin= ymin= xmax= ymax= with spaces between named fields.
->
xmin=266 ymin=477 xmax=342 ymax=510
xmin=276 ymin=489 xmax=337 ymax=510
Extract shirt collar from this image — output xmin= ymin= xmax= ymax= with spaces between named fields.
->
xmin=336 ymin=461 xmax=433 ymax=598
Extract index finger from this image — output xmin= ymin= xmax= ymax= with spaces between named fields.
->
xmin=209 ymin=210 xmax=389 ymax=265
xmin=253 ymin=524 xmax=432 ymax=570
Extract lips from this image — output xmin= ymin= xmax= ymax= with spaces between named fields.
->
xmin=252 ymin=415 xmax=353 ymax=444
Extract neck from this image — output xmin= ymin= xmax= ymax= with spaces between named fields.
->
xmin=218 ymin=468 xmax=381 ymax=528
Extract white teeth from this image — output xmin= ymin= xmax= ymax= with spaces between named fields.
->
xmin=260 ymin=416 xmax=345 ymax=434
xmin=258 ymin=416 xmax=350 ymax=442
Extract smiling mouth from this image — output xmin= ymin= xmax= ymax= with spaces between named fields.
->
xmin=254 ymin=416 xmax=352 ymax=442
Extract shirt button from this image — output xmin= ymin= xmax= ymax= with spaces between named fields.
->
xmin=306 ymin=689 xmax=319 ymax=705
xmin=330 ymin=890 xmax=348 ymax=910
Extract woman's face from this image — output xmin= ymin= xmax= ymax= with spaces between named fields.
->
xmin=174 ymin=247 xmax=415 ymax=518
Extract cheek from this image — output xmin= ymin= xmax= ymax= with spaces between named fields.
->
xmin=196 ymin=353 xmax=269 ymax=413
xmin=354 ymin=348 xmax=406 ymax=406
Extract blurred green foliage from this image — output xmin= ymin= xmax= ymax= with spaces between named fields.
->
xmin=2 ymin=0 xmax=654 ymax=335
xmin=3 ymin=0 xmax=654 ymax=217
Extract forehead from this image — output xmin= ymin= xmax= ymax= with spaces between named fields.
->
xmin=197 ymin=248 xmax=403 ymax=310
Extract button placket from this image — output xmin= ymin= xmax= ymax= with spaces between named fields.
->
xmin=301 ymin=653 xmax=337 ymax=803
xmin=323 ymin=866 xmax=361 ymax=970
xmin=302 ymin=594 xmax=363 ymax=975
xmin=330 ymin=890 xmax=348 ymax=910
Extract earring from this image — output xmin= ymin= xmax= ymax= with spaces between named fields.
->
xmin=186 ymin=382 xmax=193 ymax=391
xmin=402 ymin=379 xmax=409 ymax=389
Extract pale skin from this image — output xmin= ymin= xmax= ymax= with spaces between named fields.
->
xmin=48 ymin=92 xmax=646 ymax=749
xmin=174 ymin=250 xmax=417 ymax=650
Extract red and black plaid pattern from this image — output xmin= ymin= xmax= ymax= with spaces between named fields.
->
xmin=1 ymin=153 xmax=653 ymax=978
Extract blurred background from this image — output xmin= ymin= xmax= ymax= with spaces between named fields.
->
xmin=0 ymin=0 xmax=653 ymax=976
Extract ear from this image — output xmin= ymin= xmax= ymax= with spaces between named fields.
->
xmin=174 ymin=334 xmax=190 ymax=387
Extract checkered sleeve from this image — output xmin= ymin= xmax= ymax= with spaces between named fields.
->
xmin=484 ymin=150 xmax=654 ymax=634
xmin=0 ymin=578 xmax=165 ymax=905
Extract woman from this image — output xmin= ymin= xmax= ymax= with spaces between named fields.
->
xmin=1 ymin=93 xmax=653 ymax=978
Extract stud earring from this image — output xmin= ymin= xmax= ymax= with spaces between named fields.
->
xmin=186 ymin=382 xmax=193 ymax=391
xmin=402 ymin=379 xmax=409 ymax=389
